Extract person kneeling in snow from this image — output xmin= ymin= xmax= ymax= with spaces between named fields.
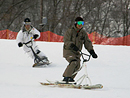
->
xmin=16 ymin=18 xmax=49 ymax=64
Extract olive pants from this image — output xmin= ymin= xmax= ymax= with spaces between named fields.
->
xmin=63 ymin=56 xmax=80 ymax=79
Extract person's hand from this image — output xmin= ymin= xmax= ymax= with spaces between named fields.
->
xmin=70 ymin=43 xmax=79 ymax=51
xmin=89 ymin=50 xmax=98 ymax=58
xmin=33 ymin=34 xmax=39 ymax=39
xmin=18 ymin=42 xmax=23 ymax=47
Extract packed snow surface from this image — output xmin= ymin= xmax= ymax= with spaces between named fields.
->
xmin=0 ymin=39 xmax=130 ymax=98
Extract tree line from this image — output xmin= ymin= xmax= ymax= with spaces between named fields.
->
xmin=0 ymin=0 xmax=130 ymax=37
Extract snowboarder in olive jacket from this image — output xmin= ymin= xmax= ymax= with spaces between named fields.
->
xmin=62 ymin=17 xmax=98 ymax=83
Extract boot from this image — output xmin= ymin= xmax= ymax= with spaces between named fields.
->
xmin=41 ymin=56 xmax=49 ymax=63
xmin=63 ymin=77 xmax=75 ymax=83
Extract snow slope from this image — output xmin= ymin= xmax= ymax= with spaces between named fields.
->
xmin=0 ymin=39 xmax=130 ymax=98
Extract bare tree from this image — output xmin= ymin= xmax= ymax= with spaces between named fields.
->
xmin=0 ymin=0 xmax=129 ymax=38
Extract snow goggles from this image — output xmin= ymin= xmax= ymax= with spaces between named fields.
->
xmin=77 ymin=21 xmax=84 ymax=25
xmin=23 ymin=22 xmax=31 ymax=25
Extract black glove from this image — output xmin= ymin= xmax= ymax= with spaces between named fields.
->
xmin=70 ymin=43 xmax=79 ymax=51
xmin=89 ymin=50 xmax=98 ymax=58
xmin=18 ymin=42 xmax=23 ymax=47
xmin=33 ymin=34 xmax=39 ymax=39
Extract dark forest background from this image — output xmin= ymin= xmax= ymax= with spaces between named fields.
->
xmin=0 ymin=0 xmax=130 ymax=37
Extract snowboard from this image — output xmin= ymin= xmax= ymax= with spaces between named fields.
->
xmin=40 ymin=80 xmax=103 ymax=89
xmin=32 ymin=62 xmax=51 ymax=67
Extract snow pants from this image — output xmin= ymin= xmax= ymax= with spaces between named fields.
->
xmin=23 ymin=41 xmax=46 ymax=59
xmin=63 ymin=56 xmax=80 ymax=79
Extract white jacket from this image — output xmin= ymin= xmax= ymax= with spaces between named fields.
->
xmin=16 ymin=26 xmax=41 ymax=58
xmin=16 ymin=27 xmax=40 ymax=44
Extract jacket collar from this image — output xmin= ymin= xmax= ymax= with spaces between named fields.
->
xmin=22 ymin=25 xmax=33 ymax=32
xmin=73 ymin=25 xmax=83 ymax=33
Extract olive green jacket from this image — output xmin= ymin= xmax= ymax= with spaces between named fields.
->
xmin=63 ymin=26 xmax=93 ymax=58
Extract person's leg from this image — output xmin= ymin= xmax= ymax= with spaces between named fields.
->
xmin=63 ymin=56 xmax=80 ymax=82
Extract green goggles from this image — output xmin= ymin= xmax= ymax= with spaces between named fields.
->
xmin=77 ymin=21 xmax=84 ymax=25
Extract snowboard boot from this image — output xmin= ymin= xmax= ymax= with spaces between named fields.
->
xmin=41 ymin=56 xmax=49 ymax=64
xmin=69 ymin=78 xmax=75 ymax=82
xmin=63 ymin=77 xmax=75 ymax=83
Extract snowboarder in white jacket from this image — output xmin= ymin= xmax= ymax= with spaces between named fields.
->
xmin=16 ymin=18 xmax=49 ymax=63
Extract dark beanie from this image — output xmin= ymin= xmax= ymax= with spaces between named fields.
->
xmin=24 ymin=18 xmax=31 ymax=22
xmin=75 ymin=17 xmax=84 ymax=22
